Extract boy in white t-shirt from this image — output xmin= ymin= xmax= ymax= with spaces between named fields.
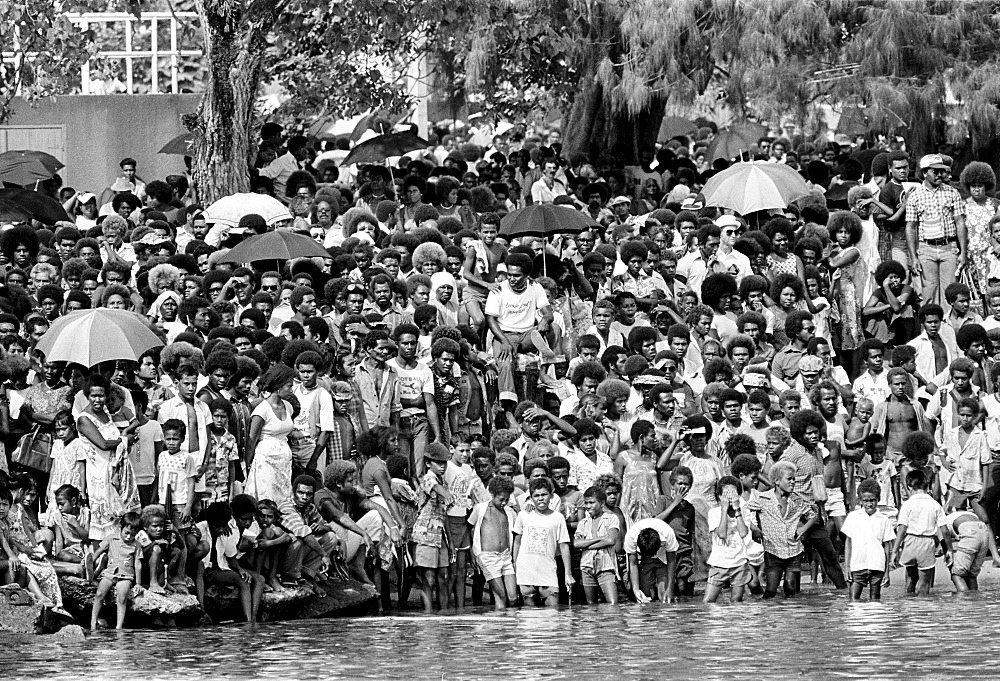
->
xmin=444 ymin=439 xmax=481 ymax=608
xmin=512 ymin=477 xmax=573 ymax=606
xmin=158 ymin=419 xmax=202 ymax=566
xmin=704 ymin=476 xmax=750 ymax=603
xmin=842 ymin=478 xmax=896 ymax=601
xmin=804 ymin=268 xmax=832 ymax=345
xmin=855 ymin=434 xmax=900 ymax=523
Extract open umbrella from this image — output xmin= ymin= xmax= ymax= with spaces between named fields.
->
xmin=707 ymin=122 xmax=769 ymax=162
xmin=159 ymin=132 xmax=197 ymax=155
xmin=0 ymin=150 xmax=63 ymax=174
xmin=700 ymin=161 xmax=812 ymax=215
xmin=216 ymin=230 xmax=331 ymax=264
xmin=35 ymin=309 xmax=163 ymax=367
xmin=499 ymin=204 xmax=598 ymax=239
xmin=342 ymin=132 xmax=430 ymax=166
xmin=0 ymin=200 xmax=32 ymax=224
xmin=204 ymin=193 xmax=292 ymax=228
xmin=0 ymin=188 xmax=72 ymax=224
xmin=657 ymin=115 xmax=699 ymax=143
xmin=0 ymin=157 xmax=53 ymax=187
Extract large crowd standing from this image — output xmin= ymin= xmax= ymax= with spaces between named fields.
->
xmin=1 ymin=122 xmax=1000 ymax=629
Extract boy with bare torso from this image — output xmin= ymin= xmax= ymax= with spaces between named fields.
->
xmin=469 ymin=476 xmax=518 ymax=609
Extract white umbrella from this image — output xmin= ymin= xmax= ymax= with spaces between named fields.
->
xmin=35 ymin=309 xmax=163 ymax=367
xmin=204 ymin=193 xmax=292 ymax=228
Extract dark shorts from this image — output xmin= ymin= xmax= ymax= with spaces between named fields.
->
xmin=851 ymin=569 xmax=884 ymax=586
xmin=764 ymin=552 xmax=802 ymax=575
xmin=675 ymin=550 xmax=694 ymax=581
xmin=638 ymin=557 xmax=670 ymax=594
xmin=446 ymin=515 xmax=471 ymax=550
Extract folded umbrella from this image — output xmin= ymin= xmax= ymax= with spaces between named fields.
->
xmin=342 ymin=132 xmax=431 ymax=166
xmin=701 ymin=161 xmax=812 ymax=214
xmin=35 ymin=308 xmax=164 ymax=367
xmin=204 ymin=193 xmax=292 ymax=228
xmin=216 ymin=230 xmax=332 ymax=264
xmin=0 ymin=188 xmax=72 ymax=224
xmin=499 ymin=204 xmax=598 ymax=239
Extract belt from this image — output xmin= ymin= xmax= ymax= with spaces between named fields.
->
xmin=923 ymin=237 xmax=954 ymax=246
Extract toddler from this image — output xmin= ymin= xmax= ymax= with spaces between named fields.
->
xmin=90 ymin=512 xmax=144 ymax=630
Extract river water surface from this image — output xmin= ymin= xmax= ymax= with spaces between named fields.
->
xmin=3 ymin=585 xmax=998 ymax=679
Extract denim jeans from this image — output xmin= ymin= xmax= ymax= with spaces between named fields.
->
xmin=917 ymin=241 xmax=959 ymax=309
xmin=398 ymin=414 xmax=429 ymax=475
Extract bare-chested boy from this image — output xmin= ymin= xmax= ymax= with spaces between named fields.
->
xmin=468 ymin=476 xmax=518 ymax=609
xmin=873 ymin=367 xmax=927 ymax=465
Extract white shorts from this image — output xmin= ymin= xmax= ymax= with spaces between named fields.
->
xmin=825 ymin=488 xmax=847 ymax=518
xmin=477 ymin=549 xmax=515 ymax=581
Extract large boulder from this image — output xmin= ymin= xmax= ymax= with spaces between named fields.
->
xmin=205 ymin=578 xmax=378 ymax=622
xmin=59 ymin=576 xmax=209 ymax=628
xmin=0 ymin=584 xmax=61 ymax=634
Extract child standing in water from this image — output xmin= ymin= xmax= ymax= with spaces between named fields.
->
xmin=842 ymin=478 xmax=895 ymax=601
xmin=891 ymin=469 xmax=951 ymax=596
xmin=90 ymin=512 xmax=144 ymax=630
xmin=704 ymin=476 xmax=750 ymax=603
xmin=513 ymin=477 xmax=573 ymax=607
xmin=468 ymin=476 xmax=518 ymax=609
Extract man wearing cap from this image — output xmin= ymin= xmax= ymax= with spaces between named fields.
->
xmin=906 ymin=153 xmax=966 ymax=308
xmin=713 ymin=215 xmax=752 ymax=284
xmin=530 ymin=160 xmax=567 ymax=205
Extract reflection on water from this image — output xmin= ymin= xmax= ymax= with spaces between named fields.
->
xmin=2 ymin=587 xmax=998 ymax=679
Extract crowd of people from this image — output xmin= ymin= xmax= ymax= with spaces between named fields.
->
xmin=2 ymin=121 xmax=1000 ymax=629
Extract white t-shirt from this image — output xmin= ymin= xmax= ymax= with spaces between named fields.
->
xmin=393 ymin=360 xmax=434 ymax=418
xmin=195 ymin=519 xmax=240 ymax=571
xmin=513 ymin=509 xmax=570 ymax=587
xmin=130 ymin=420 xmax=164 ymax=486
xmin=292 ymin=383 xmax=336 ymax=439
xmin=157 ymin=449 xmax=198 ymax=506
xmin=707 ymin=506 xmax=749 ymax=568
xmin=841 ymin=508 xmax=895 ymax=572
xmin=484 ymin=281 xmax=550 ymax=333
xmin=623 ymin=517 xmax=679 ymax=564
xmin=444 ymin=461 xmax=476 ymax=517
xmin=712 ymin=313 xmax=739 ymax=346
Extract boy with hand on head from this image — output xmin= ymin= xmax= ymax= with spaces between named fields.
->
xmin=512 ymin=477 xmax=573 ymax=607
xmin=842 ymin=478 xmax=896 ymax=601
xmin=704 ymin=475 xmax=751 ymax=603
xmin=573 ymin=485 xmax=621 ymax=604
xmin=468 ymin=476 xmax=518 ymax=610
xmin=891 ymin=469 xmax=951 ymax=595
xmin=654 ymin=466 xmax=695 ymax=597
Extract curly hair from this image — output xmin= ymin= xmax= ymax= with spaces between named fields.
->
xmin=700 ymin=272 xmax=738 ymax=310
xmin=789 ymin=409 xmax=826 ymax=444
xmin=726 ymin=334 xmax=756 ymax=358
xmin=738 ymin=274 xmax=769 ymax=300
xmin=826 ymin=211 xmax=863 ymax=246
xmin=342 ymin=207 xmax=379 ymax=238
xmin=159 ymin=341 xmax=203 ymax=376
xmin=148 ymin=263 xmax=182 ymax=295
xmin=686 ymin=304 xmax=714 ymax=327
xmin=901 ymin=430 xmax=936 ymax=464
xmin=873 ymin=260 xmax=906 ymax=286
xmin=411 ymin=242 xmax=447 ymax=273
xmin=596 ymin=378 xmax=632 ymax=403
xmin=960 ymin=161 xmax=996 ymax=192
xmin=763 ymin=217 xmax=796 ymax=245
xmin=770 ymin=272 xmax=805 ymax=302
xmin=324 ymin=460 xmax=358 ymax=491
xmin=619 ymin=240 xmax=649 ymax=264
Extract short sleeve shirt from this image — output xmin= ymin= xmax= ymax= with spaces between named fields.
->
xmin=393 ymin=361 xmax=434 ymax=418
xmin=484 ymin=281 xmax=550 ymax=333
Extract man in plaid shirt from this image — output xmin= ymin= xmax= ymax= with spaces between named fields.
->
xmin=905 ymin=154 xmax=967 ymax=308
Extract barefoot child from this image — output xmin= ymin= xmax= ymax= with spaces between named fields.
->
xmin=731 ymin=454 xmax=765 ymax=593
xmin=444 ymin=438 xmax=477 ymax=609
xmin=891 ymin=469 xmax=952 ymax=595
xmin=574 ymin=486 xmax=621 ymax=604
xmin=51 ymin=485 xmax=92 ymax=577
xmin=90 ymin=512 xmax=144 ymax=630
xmin=704 ymin=476 xmax=750 ymax=603
xmin=845 ymin=398 xmax=873 ymax=465
xmin=512 ymin=477 xmax=573 ymax=607
xmin=468 ymin=476 xmax=518 ymax=609
xmin=0 ymin=486 xmax=62 ymax=609
xmin=252 ymin=499 xmax=291 ymax=590
xmin=945 ymin=508 xmax=1000 ymax=592
xmin=940 ymin=397 xmax=990 ymax=514
xmin=414 ymin=443 xmax=453 ymax=611
xmin=656 ymin=466 xmax=696 ymax=597
xmin=855 ymin=435 xmax=900 ymax=523
xmin=137 ymin=504 xmax=176 ymax=594
xmin=842 ymin=478 xmax=895 ymax=601
xmin=157 ymin=419 xmax=201 ymax=589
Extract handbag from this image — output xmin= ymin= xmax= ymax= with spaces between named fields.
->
xmin=12 ymin=426 xmax=53 ymax=474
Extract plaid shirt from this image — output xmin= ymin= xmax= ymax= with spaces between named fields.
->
xmin=328 ymin=413 xmax=355 ymax=461
xmin=779 ymin=441 xmax=824 ymax=501
xmin=757 ymin=489 xmax=816 ymax=559
xmin=905 ymin=183 xmax=965 ymax=241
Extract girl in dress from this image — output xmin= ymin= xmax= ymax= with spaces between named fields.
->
xmin=42 ymin=410 xmax=87 ymax=526
xmin=245 ymin=365 xmax=297 ymax=505
xmin=614 ymin=420 xmax=663 ymax=526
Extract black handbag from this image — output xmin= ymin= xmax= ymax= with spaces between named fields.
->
xmin=12 ymin=426 xmax=53 ymax=474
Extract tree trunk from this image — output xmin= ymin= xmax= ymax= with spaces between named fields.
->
xmin=188 ymin=0 xmax=284 ymax=204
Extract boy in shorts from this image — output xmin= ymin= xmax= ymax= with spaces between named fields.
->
xmin=512 ymin=477 xmax=573 ymax=606
xmin=157 ymin=419 xmax=204 ymax=586
xmin=574 ymin=486 xmax=621 ymax=604
xmin=945 ymin=508 xmax=1000 ymax=592
xmin=624 ymin=517 xmax=678 ymax=603
xmin=656 ymin=466 xmax=696 ymax=597
xmin=704 ymin=475 xmax=750 ymax=603
xmin=468 ymin=476 xmax=518 ymax=609
xmin=414 ymin=443 xmax=454 ymax=611
xmin=842 ymin=478 xmax=895 ymax=601
xmin=444 ymin=438 xmax=477 ymax=609
xmin=891 ymin=469 xmax=952 ymax=595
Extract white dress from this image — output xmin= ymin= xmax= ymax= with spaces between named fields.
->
xmin=245 ymin=400 xmax=295 ymax=504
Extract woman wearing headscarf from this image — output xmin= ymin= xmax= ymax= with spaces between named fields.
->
xmin=429 ymin=271 xmax=459 ymax=327
xmin=147 ymin=289 xmax=184 ymax=337
xmin=244 ymin=364 xmax=297 ymax=504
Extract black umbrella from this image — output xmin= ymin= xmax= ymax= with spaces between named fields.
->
xmin=499 ymin=204 xmax=598 ymax=239
xmin=0 ymin=150 xmax=63 ymax=175
xmin=0 ymin=200 xmax=32 ymax=224
xmin=0 ymin=188 xmax=73 ymax=224
xmin=342 ymin=132 xmax=431 ymax=166
xmin=158 ymin=132 xmax=197 ymax=155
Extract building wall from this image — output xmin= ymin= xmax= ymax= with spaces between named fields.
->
xmin=1 ymin=94 xmax=201 ymax=196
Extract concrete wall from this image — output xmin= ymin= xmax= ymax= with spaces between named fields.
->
xmin=1 ymin=94 xmax=201 ymax=195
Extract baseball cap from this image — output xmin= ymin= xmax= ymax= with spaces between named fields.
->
xmin=608 ymin=195 xmax=631 ymax=207
xmin=919 ymin=154 xmax=949 ymax=171
xmin=79 ymin=192 xmax=97 ymax=204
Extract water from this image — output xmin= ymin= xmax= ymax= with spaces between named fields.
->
xmin=2 ymin=586 xmax=997 ymax=679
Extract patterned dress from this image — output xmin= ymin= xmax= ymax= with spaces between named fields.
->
xmin=245 ymin=400 xmax=295 ymax=505
xmin=619 ymin=450 xmax=661 ymax=526
xmin=831 ymin=247 xmax=867 ymax=352
xmin=964 ymin=196 xmax=999 ymax=301
xmin=78 ymin=411 xmax=140 ymax=541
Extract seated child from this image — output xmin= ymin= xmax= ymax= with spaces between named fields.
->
xmin=251 ymin=499 xmax=292 ymax=591
xmin=468 ymin=476 xmax=518 ymax=610
xmin=842 ymin=478 xmax=896 ymax=601
xmin=196 ymin=501 xmax=265 ymax=622
xmin=704 ymin=476 xmax=751 ymax=603
xmin=90 ymin=512 xmax=143 ymax=630
xmin=573 ymin=486 xmax=621 ymax=604
xmin=512 ymin=477 xmax=573 ymax=607
xmin=656 ymin=466 xmax=696 ymax=597
xmin=890 ymin=469 xmax=951 ymax=596
xmin=51 ymin=484 xmax=92 ymax=577
xmin=0 ymin=484 xmax=64 ymax=610
xmin=624 ymin=517 xmax=678 ymax=603
xmin=137 ymin=504 xmax=181 ymax=594
xmin=944 ymin=509 xmax=1000 ymax=592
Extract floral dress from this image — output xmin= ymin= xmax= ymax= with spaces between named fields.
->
xmin=679 ymin=452 xmax=724 ymax=582
xmin=619 ymin=450 xmax=661 ymax=526
xmin=965 ymin=196 xmax=999 ymax=301
xmin=6 ymin=505 xmax=63 ymax=608
xmin=245 ymin=400 xmax=295 ymax=505
xmin=831 ymin=247 xmax=866 ymax=352
xmin=78 ymin=412 xmax=140 ymax=541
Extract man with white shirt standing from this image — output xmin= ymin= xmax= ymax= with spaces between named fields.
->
xmin=713 ymin=215 xmax=753 ymax=285
xmin=260 ymin=135 xmax=310 ymax=199
xmin=530 ymin=160 xmax=567 ymax=205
